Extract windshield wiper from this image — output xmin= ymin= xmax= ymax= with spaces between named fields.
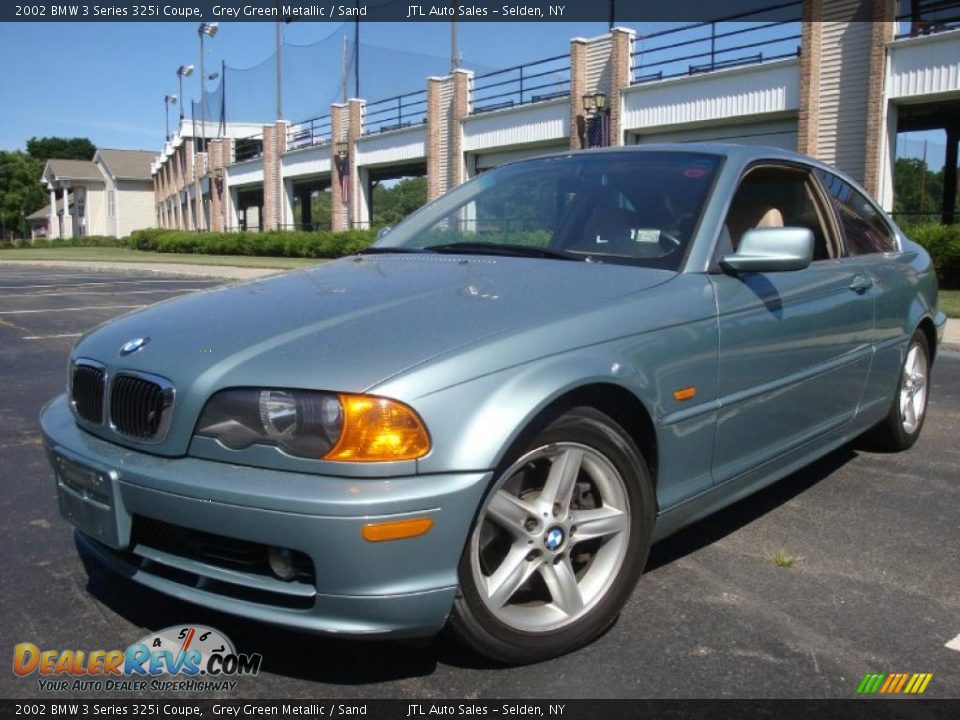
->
xmin=356 ymin=246 xmax=433 ymax=255
xmin=424 ymin=242 xmax=582 ymax=261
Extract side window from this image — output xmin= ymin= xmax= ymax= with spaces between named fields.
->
xmin=721 ymin=166 xmax=837 ymax=260
xmin=816 ymin=170 xmax=897 ymax=255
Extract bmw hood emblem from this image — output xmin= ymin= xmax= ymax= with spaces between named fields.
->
xmin=120 ymin=337 xmax=150 ymax=356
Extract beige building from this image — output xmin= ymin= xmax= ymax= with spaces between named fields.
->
xmin=36 ymin=148 xmax=157 ymax=239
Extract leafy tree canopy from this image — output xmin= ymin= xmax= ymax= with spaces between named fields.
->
xmin=26 ymin=136 xmax=96 ymax=162
xmin=0 ymin=151 xmax=45 ymax=238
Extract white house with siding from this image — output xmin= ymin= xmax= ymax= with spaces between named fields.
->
xmin=34 ymin=148 xmax=156 ymax=239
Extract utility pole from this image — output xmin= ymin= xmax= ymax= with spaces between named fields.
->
xmin=451 ymin=1 xmax=459 ymax=72
xmin=341 ymin=34 xmax=348 ymax=103
xmin=353 ymin=5 xmax=360 ymax=98
xmin=275 ymin=22 xmax=283 ymax=120
xmin=609 ymin=0 xmax=615 ymax=30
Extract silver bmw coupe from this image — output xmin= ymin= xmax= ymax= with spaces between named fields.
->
xmin=41 ymin=145 xmax=946 ymax=663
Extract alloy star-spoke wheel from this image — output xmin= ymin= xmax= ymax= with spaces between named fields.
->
xmin=899 ymin=342 xmax=928 ymax=435
xmin=470 ymin=442 xmax=631 ymax=633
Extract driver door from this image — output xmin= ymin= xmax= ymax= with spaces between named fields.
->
xmin=709 ymin=164 xmax=875 ymax=485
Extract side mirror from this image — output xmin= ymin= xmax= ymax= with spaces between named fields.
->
xmin=720 ymin=227 xmax=814 ymax=273
xmin=376 ymin=226 xmax=392 ymax=242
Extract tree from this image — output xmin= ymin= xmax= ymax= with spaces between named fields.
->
xmin=893 ymin=157 xmax=944 ymax=225
xmin=26 ymin=136 xmax=96 ymax=162
xmin=372 ymin=176 xmax=427 ymax=227
xmin=0 ymin=151 xmax=45 ymax=240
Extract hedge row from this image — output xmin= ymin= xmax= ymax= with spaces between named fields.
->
xmin=6 ymin=224 xmax=959 ymax=288
xmin=128 ymin=228 xmax=377 ymax=258
xmin=902 ymin=223 xmax=960 ymax=289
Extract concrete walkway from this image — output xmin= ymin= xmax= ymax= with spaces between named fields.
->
xmin=0 ymin=259 xmax=283 ymax=280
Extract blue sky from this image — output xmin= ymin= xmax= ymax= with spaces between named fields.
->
xmin=0 ymin=21 xmax=609 ymax=152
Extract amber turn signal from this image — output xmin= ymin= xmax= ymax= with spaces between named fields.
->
xmin=361 ymin=517 xmax=434 ymax=543
xmin=673 ymin=386 xmax=697 ymax=402
xmin=324 ymin=394 xmax=431 ymax=462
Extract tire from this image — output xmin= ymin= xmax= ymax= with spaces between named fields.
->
xmin=864 ymin=329 xmax=931 ymax=452
xmin=448 ymin=407 xmax=655 ymax=664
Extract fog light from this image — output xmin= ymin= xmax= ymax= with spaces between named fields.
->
xmin=267 ymin=546 xmax=297 ymax=581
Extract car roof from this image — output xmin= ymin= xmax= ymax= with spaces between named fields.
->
xmin=517 ymin=142 xmax=872 ymax=204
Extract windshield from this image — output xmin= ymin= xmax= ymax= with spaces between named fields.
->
xmin=374 ymin=151 xmax=722 ymax=270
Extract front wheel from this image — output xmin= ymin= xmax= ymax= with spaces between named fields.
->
xmin=864 ymin=329 xmax=931 ymax=451
xmin=448 ymin=407 xmax=654 ymax=664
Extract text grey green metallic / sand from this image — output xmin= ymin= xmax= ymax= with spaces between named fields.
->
xmin=41 ymin=145 xmax=946 ymax=664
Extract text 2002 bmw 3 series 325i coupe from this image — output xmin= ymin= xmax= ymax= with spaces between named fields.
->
xmin=41 ymin=145 xmax=946 ymax=664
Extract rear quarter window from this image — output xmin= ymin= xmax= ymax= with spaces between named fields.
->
xmin=816 ymin=170 xmax=897 ymax=255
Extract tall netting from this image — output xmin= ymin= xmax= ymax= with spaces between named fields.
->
xmin=193 ymin=23 xmax=498 ymax=131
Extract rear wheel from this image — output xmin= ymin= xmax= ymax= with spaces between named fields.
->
xmin=449 ymin=407 xmax=654 ymax=664
xmin=865 ymin=329 xmax=930 ymax=451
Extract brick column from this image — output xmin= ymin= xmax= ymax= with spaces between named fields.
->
xmin=426 ymin=78 xmax=443 ymax=201
xmin=347 ymin=100 xmax=364 ymax=228
xmin=863 ymin=0 xmax=897 ymax=199
xmin=796 ymin=0 xmax=823 ymax=157
xmin=275 ymin=120 xmax=289 ymax=229
xmin=261 ymin=124 xmax=278 ymax=230
xmin=207 ymin=139 xmax=225 ymax=232
xmin=451 ymin=69 xmax=472 ymax=189
xmin=330 ymin=103 xmax=348 ymax=232
xmin=193 ymin=151 xmax=206 ymax=231
xmin=569 ymin=39 xmax=587 ymax=150
xmin=609 ymin=28 xmax=634 ymax=147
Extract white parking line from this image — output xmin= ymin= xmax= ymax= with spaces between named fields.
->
xmin=947 ymin=633 xmax=960 ymax=652
xmin=22 ymin=333 xmax=82 ymax=340
xmin=0 ymin=305 xmax=145 ymax=315
xmin=0 ymin=279 xmax=218 ymax=290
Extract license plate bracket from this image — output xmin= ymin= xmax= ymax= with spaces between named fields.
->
xmin=53 ymin=452 xmax=126 ymax=549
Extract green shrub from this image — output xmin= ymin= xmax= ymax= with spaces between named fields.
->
xmin=902 ymin=223 xmax=960 ymax=289
xmin=29 ymin=235 xmax=128 ymax=248
xmin=139 ymin=229 xmax=377 ymax=259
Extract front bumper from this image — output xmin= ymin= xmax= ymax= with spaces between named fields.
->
xmin=41 ymin=394 xmax=491 ymax=638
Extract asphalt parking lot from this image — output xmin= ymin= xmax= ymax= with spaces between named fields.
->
xmin=1 ymin=264 xmax=958 ymax=700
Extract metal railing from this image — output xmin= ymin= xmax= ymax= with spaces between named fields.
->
xmin=233 ymin=132 xmax=263 ymax=163
xmin=895 ymin=0 xmax=960 ymax=38
xmin=631 ymin=0 xmax=803 ymax=85
xmin=287 ymin=114 xmax=332 ymax=150
xmin=364 ymin=90 xmax=428 ymax=135
xmin=471 ymin=54 xmax=570 ymax=115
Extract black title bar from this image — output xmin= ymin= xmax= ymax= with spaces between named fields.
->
xmin=4 ymin=0 xmax=819 ymax=24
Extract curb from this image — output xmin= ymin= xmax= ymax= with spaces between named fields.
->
xmin=0 ymin=259 xmax=285 ymax=280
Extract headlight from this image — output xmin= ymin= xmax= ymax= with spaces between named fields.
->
xmin=195 ymin=389 xmax=430 ymax=462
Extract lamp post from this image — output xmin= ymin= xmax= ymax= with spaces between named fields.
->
xmin=176 ymin=64 xmax=194 ymax=132
xmin=164 ymin=94 xmax=177 ymax=141
xmin=581 ymin=91 xmax=609 ymax=148
xmin=198 ymin=22 xmax=219 ymax=152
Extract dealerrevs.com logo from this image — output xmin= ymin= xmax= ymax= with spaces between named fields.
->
xmin=13 ymin=625 xmax=262 ymax=693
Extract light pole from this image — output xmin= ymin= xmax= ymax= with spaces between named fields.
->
xmin=164 ymin=94 xmax=177 ymax=141
xmin=198 ymin=22 xmax=219 ymax=152
xmin=176 ymin=64 xmax=194 ymax=133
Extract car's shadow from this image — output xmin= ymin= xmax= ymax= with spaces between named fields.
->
xmin=81 ymin=444 xmax=861 ymax=683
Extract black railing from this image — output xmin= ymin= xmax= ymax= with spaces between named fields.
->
xmin=895 ymin=0 xmax=960 ymax=38
xmin=287 ymin=114 xmax=332 ymax=150
xmin=631 ymin=0 xmax=803 ymax=85
xmin=364 ymin=90 xmax=428 ymax=135
xmin=233 ymin=133 xmax=263 ymax=163
xmin=471 ymin=54 xmax=570 ymax=115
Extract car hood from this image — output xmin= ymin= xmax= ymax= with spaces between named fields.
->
xmin=73 ymin=255 xmax=673 ymax=452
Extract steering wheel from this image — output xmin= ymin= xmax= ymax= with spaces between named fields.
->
xmin=658 ymin=232 xmax=682 ymax=252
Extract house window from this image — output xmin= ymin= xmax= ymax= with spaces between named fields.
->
xmin=108 ymin=190 xmax=116 ymax=217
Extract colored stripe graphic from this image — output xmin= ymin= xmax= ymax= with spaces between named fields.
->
xmin=857 ymin=672 xmax=932 ymax=695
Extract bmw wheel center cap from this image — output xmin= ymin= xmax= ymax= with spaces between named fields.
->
xmin=544 ymin=526 xmax=565 ymax=551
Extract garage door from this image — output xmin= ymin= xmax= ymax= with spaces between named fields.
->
xmin=631 ymin=119 xmax=798 ymax=151
xmin=472 ymin=144 xmax=570 ymax=172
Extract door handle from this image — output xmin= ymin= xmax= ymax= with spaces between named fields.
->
xmin=849 ymin=275 xmax=873 ymax=294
